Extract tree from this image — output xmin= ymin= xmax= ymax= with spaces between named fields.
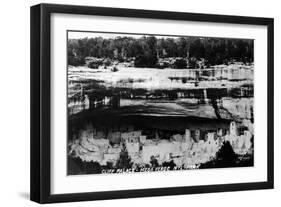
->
xmin=67 ymin=156 xmax=102 ymax=174
xmin=189 ymin=39 xmax=205 ymax=59
xmin=173 ymin=58 xmax=187 ymax=69
xmin=162 ymin=160 xmax=176 ymax=170
xmin=85 ymin=161 xmax=102 ymax=174
xmin=67 ymin=156 xmax=84 ymax=175
xmin=199 ymin=141 xmax=238 ymax=169
xmin=134 ymin=36 xmax=158 ymax=68
xmin=67 ymin=35 xmax=254 ymax=67
xmin=150 ymin=156 xmax=159 ymax=168
xmin=216 ymin=141 xmax=238 ymax=167
xmin=115 ymin=142 xmax=133 ymax=169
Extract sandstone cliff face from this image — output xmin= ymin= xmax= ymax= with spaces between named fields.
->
xmin=217 ymin=97 xmax=253 ymax=121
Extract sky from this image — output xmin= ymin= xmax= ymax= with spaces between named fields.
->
xmin=68 ymin=31 xmax=187 ymax=40
xmin=67 ymin=31 xmax=253 ymax=41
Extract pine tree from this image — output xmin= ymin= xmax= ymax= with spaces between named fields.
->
xmin=115 ymin=142 xmax=133 ymax=169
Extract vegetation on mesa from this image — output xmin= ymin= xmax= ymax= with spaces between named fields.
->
xmin=68 ymin=36 xmax=253 ymax=69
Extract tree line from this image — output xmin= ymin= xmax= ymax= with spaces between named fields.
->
xmin=68 ymin=35 xmax=253 ymax=68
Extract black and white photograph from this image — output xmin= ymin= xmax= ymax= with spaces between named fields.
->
xmin=28 ymin=2 xmax=274 ymax=204
xmin=67 ymin=31 xmax=254 ymax=175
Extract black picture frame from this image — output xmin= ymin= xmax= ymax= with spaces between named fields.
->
xmin=30 ymin=3 xmax=274 ymax=204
